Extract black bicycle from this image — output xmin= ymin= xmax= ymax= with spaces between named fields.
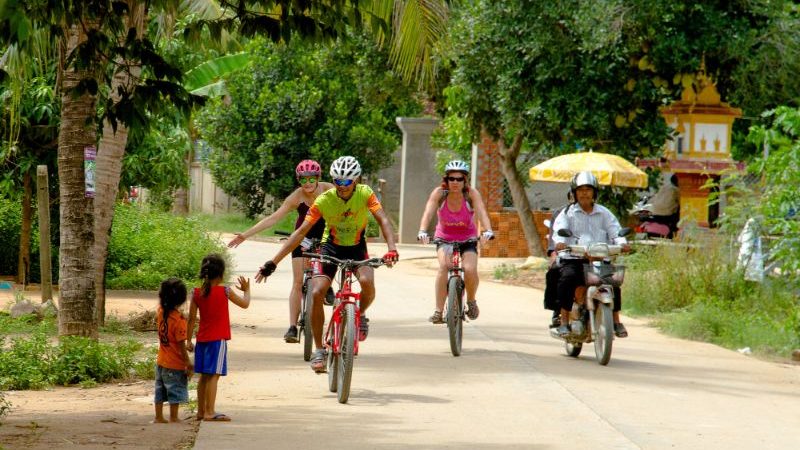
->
xmin=432 ymin=237 xmax=479 ymax=357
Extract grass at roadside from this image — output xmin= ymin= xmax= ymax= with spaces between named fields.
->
xmin=0 ymin=308 xmax=157 ymax=392
xmin=624 ymin=233 xmax=800 ymax=358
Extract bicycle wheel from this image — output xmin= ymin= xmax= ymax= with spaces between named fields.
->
xmin=301 ymin=279 xmax=314 ymax=361
xmin=327 ymin=320 xmax=339 ymax=393
xmin=336 ymin=303 xmax=357 ymax=403
xmin=447 ymin=276 xmax=464 ymax=357
xmin=594 ymin=303 xmax=614 ymax=365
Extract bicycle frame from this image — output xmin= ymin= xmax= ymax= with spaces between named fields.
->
xmin=327 ymin=264 xmax=362 ymax=357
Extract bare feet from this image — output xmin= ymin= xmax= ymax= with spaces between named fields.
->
xmin=152 ymin=418 xmax=169 ymax=424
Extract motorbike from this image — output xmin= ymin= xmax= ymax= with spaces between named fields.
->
xmin=548 ymin=228 xmax=629 ymax=365
xmin=629 ymin=196 xmax=675 ymax=239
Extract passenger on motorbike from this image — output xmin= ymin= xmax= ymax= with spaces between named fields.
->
xmin=553 ymin=171 xmax=631 ymax=338
xmin=543 ymin=191 xmax=573 ymax=328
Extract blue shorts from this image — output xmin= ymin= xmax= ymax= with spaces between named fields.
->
xmin=194 ymin=340 xmax=228 ymax=375
xmin=154 ymin=365 xmax=188 ymax=404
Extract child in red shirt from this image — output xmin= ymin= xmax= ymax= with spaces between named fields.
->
xmin=187 ymin=254 xmax=250 ymax=422
xmin=154 ymin=278 xmax=192 ymax=423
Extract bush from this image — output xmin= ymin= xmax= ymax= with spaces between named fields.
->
xmin=625 ymin=230 xmax=800 ymax=357
xmin=0 ymin=329 xmax=155 ymax=390
xmin=106 ymin=204 xmax=227 ymax=289
xmin=0 ymin=196 xmax=60 ymax=282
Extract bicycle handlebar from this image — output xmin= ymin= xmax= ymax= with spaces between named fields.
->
xmin=301 ymin=252 xmax=386 ymax=269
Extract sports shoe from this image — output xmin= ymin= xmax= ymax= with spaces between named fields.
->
xmin=359 ymin=316 xmax=369 ymax=341
xmin=283 ymin=325 xmax=299 ymax=343
xmin=323 ymin=287 xmax=335 ymax=306
xmin=310 ymin=348 xmax=327 ymax=373
xmin=466 ymin=300 xmax=480 ymax=320
xmin=556 ymin=324 xmax=570 ymax=337
xmin=429 ymin=310 xmax=444 ymax=324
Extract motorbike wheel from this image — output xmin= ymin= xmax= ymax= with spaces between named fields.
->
xmin=564 ymin=341 xmax=582 ymax=357
xmin=594 ymin=303 xmax=614 ymax=365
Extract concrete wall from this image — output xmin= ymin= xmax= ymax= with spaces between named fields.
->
xmin=396 ymin=118 xmax=441 ymax=243
xmin=189 ymin=161 xmax=238 ymax=214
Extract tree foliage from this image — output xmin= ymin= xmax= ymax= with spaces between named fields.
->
xmin=195 ymin=32 xmax=422 ymax=217
xmin=743 ymin=107 xmax=800 ymax=279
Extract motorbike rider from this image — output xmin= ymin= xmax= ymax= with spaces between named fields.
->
xmin=645 ymin=172 xmax=680 ymax=237
xmin=543 ymin=190 xmax=574 ymax=328
xmin=553 ymin=171 xmax=630 ymax=338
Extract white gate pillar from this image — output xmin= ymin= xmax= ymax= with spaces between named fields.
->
xmin=396 ymin=117 xmax=439 ymax=244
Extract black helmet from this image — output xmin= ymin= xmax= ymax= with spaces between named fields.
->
xmin=571 ymin=171 xmax=599 ymax=199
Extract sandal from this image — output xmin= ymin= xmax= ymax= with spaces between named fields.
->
xmin=429 ymin=310 xmax=444 ymax=324
xmin=466 ymin=300 xmax=480 ymax=320
xmin=310 ymin=349 xmax=327 ymax=373
xmin=614 ymin=323 xmax=628 ymax=338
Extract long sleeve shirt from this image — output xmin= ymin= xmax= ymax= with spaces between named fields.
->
xmin=552 ymin=203 xmax=627 ymax=247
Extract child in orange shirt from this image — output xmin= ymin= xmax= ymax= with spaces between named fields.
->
xmin=154 ymin=278 xmax=193 ymax=423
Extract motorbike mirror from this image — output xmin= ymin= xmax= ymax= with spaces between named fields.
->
xmin=618 ymin=227 xmax=632 ymax=237
xmin=543 ymin=219 xmax=551 ymax=229
xmin=557 ymin=229 xmax=573 ymax=238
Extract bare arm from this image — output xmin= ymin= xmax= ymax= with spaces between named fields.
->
xmin=178 ymin=339 xmax=193 ymax=377
xmin=418 ymin=188 xmax=443 ymax=233
xmin=186 ymin=295 xmax=198 ymax=351
xmin=228 ymin=189 xmax=302 ymax=247
xmin=254 ymin=219 xmax=315 ymax=282
xmin=469 ymin=188 xmax=494 ymax=243
xmin=228 ymin=276 xmax=251 ymax=309
xmin=373 ymin=208 xmax=397 ymax=251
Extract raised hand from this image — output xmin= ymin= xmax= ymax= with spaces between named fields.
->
xmin=228 ymin=233 xmax=246 ymax=248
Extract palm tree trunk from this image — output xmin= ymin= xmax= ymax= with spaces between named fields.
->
xmin=16 ymin=170 xmax=32 ymax=285
xmin=497 ymin=134 xmax=544 ymax=257
xmin=93 ymin=0 xmax=145 ymax=326
xmin=57 ymin=24 xmax=98 ymax=338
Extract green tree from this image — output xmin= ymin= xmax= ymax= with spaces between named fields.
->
xmin=196 ymin=32 xmax=422 ymax=217
xmin=744 ymin=107 xmax=800 ymax=280
xmin=0 ymin=0 xmax=448 ymax=336
xmin=444 ymin=0 xmax=800 ymax=256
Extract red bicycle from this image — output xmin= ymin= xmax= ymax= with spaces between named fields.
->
xmin=303 ymin=252 xmax=386 ymax=403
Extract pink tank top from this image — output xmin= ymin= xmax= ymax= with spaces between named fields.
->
xmin=434 ymin=194 xmax=477 ymax=241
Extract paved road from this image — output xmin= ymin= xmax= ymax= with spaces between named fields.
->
xmin=194 ymin=239 xmax=800 ymax=450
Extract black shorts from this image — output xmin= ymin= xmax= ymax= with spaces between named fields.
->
xmin=291 ymin=219 xmax=326 ymax=259
xmin=319 ymin=240 xmax=369 ymax=279
xmin=435 ymin=239 xmax=478 ymax=255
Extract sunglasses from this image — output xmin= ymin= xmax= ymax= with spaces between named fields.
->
xmin=334 ymin=178 xmax=354 ymax=187
xmin=299 ymin=176 xmax=318 ymax=185
xmin=446 ymin=176 xmax=465 ymax=182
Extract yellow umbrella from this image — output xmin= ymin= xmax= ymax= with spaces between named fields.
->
xmin=529 ymin=151 xmax=648 ymax=188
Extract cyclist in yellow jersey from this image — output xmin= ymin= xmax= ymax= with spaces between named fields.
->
xmin=255 ymin=156 xmax=399 ymax=373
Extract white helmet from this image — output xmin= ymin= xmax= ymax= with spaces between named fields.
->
xmin=444 ymin=160 xmax=469 ymax=174
xmin=330 ymin=156 xmax=362 ymax=180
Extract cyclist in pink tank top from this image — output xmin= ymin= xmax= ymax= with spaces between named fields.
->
xmin=417 ymin=160 xmax=494 ymax=324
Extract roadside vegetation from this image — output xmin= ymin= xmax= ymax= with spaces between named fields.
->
xmin=624 ymin=231 xmax=799 ymax=357
xmin=0 ymin=308 xmax=156 ymax=392
xmin=106 ymin=205 xmax=227 ymax=290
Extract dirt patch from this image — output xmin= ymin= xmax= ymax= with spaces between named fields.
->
xmin=488 ymin=269 xmax=547 ymax=291
xmin=0 ymin=287 xmax=197 ymax=450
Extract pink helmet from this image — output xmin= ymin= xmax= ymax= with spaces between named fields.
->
xmin=295 ymin=159 xmax=322 ymax=177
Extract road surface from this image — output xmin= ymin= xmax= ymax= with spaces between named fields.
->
xmin=193 ymin=239 xmax=800 ymax=450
